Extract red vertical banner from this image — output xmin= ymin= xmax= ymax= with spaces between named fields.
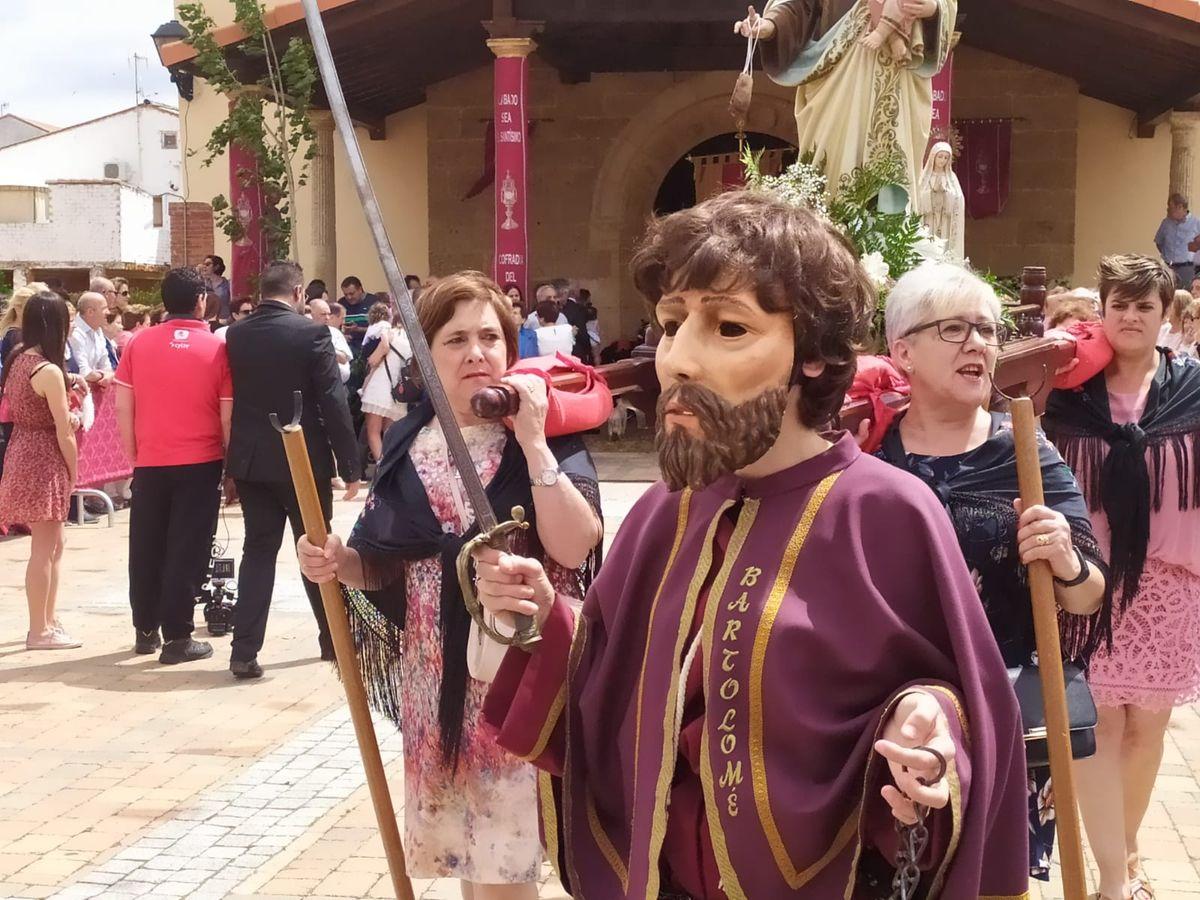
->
xmin=492 ymin=51 xmax=530 ymax=307
xmin=929 ymin=53 xmax=954 ymax=151
xmin=229 ymin=116 xmax=265 ymax=299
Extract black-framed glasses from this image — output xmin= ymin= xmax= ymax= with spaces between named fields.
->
xmin=235 ymin=307 xmax=253 ymax=317
xmin=902 ymin=318 xmax=1009 ymax=347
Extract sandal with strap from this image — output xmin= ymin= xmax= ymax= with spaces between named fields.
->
xmin=1131 ymin=878 xmax=1155 ymax=900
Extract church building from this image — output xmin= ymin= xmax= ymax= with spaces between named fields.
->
xmin=157 ymin=0 xmax=1200 ymax=343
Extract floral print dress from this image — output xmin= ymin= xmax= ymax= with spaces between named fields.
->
xmin=380 ymin=422 xmax=588 ymax=882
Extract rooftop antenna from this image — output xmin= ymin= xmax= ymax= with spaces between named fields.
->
xmin=132 ymin=54 xmax=148 ymax=104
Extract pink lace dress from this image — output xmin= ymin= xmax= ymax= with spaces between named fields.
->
xmin=1086 ymin=389 xmax=1200 ymax=709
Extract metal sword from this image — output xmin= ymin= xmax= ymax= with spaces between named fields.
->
xmin=298 ymin=0 xmax=538 ymax=646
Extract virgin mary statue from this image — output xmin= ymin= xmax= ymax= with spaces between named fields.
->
xmin=739 ymin=0 xmax=956 ymax=195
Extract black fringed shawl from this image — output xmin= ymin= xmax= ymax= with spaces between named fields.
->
xmin=1044 ymin=351 xmax=1200 ymax=607
xmin=342 ymin=399 xmax=602 ymax=768
xmin=878 ymin=412 xmax=1112 ymax=666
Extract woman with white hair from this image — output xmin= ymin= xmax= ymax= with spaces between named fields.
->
xmin=873 ymin=262 xmax=1111 ymax=882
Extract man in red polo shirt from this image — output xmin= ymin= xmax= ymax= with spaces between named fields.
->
xmin=115 ymin=267 xmax=232 ymax=664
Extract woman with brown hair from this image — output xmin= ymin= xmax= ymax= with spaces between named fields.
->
xmin=297 ymin=271 xmax=603 ymax=898
xmin=0 ymin=291 xmax=81 ymax=650
xmin=1045 ymin=254 xmax=1200 ymax=900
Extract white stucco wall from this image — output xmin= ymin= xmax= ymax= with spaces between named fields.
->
xmin=0 ymin=181 xmax=169 ymax=267
xmin=0 ymin=104 xmax=183 ymax=197
xmin=119 ymin=186 xmax=172 ymax=265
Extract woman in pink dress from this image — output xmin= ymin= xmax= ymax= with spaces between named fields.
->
xmin=297 ymin=272 xmax=603 ymax=897
xmin=1046 ymin=254 xmax=1200 ymax=900
xmin=0 ymin=291 xmax=81 ymax=650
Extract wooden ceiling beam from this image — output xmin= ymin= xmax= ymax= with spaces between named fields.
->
xmin=1004 ymin=0 xmax=1200 ymax=47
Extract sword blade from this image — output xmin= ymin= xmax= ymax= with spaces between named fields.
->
xmin=299 ymin=0 xmax=499 ymax=533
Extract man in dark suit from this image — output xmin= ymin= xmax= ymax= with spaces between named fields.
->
xmin=225 ymin=261 xmax=362 ymax=679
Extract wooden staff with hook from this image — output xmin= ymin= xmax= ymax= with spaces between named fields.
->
xmin=271 ymin=392 xmax=414 ymax=900
xmin=1007 ymin=383 xmax=1087 ymax=900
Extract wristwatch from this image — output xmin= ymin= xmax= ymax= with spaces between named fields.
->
xmin=1053 ymin=547 xmax=1091 ymax=588
xmin=530 ymin=466 xmax=561 ymax=488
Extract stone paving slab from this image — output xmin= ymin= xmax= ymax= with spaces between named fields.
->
xmin=1 ymin=469 xmax=1198 ymax=899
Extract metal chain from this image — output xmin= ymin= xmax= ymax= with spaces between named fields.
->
xmin=889 ymin=805 xmax=929 ymax=900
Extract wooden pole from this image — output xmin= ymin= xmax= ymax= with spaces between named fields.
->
xmin=276 ymin=422 xmax=415 ymax=900
xmin=1009 ymin=397 xmax=1087 ymax=900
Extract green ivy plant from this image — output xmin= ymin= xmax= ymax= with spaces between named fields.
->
xmin=178 ymin=0 xmax=318 ymax=265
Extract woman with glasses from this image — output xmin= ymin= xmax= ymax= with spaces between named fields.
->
xmin=871 ymin=263 xmax=1110 ymax=883
xmin=111 ymin=277 xmax=132 ymax=308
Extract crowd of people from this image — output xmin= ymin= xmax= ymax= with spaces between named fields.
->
xmin=0 ymin=187 xmax=1198 ymax=898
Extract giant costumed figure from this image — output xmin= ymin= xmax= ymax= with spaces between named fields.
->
xmin=735 ymin=0 xmax=957 ymax=195
xmin=473 ymin=191 xmax=1028 ymax=898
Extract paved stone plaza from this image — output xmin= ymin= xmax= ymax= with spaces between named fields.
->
xmin=0 ymin=470 xmax=1197 ymax=899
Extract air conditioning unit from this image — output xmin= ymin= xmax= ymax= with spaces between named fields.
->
xmin=103 ymin=161 xmax=129 ymax=181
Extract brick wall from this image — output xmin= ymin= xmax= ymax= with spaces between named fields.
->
xmin=169 ymin=202 xmax=215 ymax=268
xmin=0 ymin=181 xmax=123 ymax=264
xmin=953 ymin=47 xmax=1080 ymax=280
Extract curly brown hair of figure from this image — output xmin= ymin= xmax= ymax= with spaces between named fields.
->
xmin=629 ymin=190 xmax=875 ymax=430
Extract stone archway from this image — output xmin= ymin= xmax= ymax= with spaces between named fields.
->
xmin=587 ymin=72 xmax=798 ymax=338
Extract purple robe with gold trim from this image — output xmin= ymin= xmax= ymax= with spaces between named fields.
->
xmin=485 ymin=435 xmax=1029 ymax=898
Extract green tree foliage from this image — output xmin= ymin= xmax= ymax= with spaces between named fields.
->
xmin=177 ymin=1 xmax=318 ymax=263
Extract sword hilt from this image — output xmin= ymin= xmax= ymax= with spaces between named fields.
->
xmin=456 ymin=506 xmax=541 ymax=648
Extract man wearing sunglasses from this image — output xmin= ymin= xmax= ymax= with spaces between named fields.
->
xmin=91 ymin=275 xmax=127 ymax=314
xmin=214 ymin=300 xmax=255 ymax=342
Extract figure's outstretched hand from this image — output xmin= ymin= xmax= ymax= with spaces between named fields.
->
xmin=734 ymin=5 xmax=776 ymax=40
xmin=875 ymin=691 xmax=955 ymax=825
xmin=471 ymin=545 xmax=556 ymax=629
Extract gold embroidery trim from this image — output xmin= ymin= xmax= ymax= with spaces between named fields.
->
xmin=748 ymin=473 xmax=851 ymax=888
xmin=518 ymin=683 xmax=566 ymax=762
xmin=697 ymin=499 xmax=761 ymax=899
xmin=630 ymin=489 xmax=693 ymax=828
xmin=916 ymin=683 xmax=972 ymax=744
xmin=900 ymin=685 xmax=968 ymax=899
xmin=925 ymin=758 xmax=961 ymax=899
xmin=797 ymin=1 xmax=873 ymax=87
xmin=586 ymin=789 xmax=628 ymax=888
xmin=644 ymin=499 xmax=734 ymax=899
xmin=518 ymin=601 xmax=588 ymax=762
xmin=841 ymin=684 xmax=969 ymax=898
xmin=539 ymin=770 xmax=561 ymax=883
xmin=842 ymin=686 xmax=924 ymax=898
xmin=563 ymin=615 xmax=589 ymax=895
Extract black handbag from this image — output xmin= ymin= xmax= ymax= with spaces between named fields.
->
xmin=1008 ymin=663 xmax=1097 ymax=768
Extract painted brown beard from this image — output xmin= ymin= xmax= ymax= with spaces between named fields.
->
xmin=655 ymin=382 xmax=790 ymax=492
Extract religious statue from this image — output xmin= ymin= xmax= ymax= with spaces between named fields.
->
xmin=916 ymin=140 xmax=965 ymax=259
xmin=860 ymin=0 xmax=920 ymax=64
xmin=736 ymin=0 xmax=956 ymax=196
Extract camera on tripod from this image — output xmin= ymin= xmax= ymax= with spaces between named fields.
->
xmin=196 ymin=554 xmax=237 ymax=636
